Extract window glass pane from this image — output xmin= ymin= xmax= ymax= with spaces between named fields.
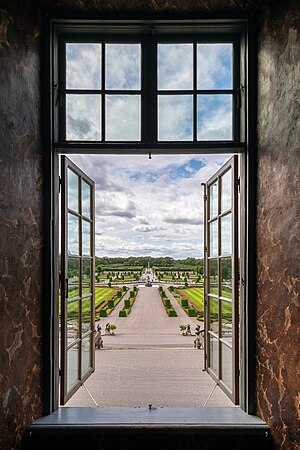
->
xmin=158 ymin=95 xmax=193 ymax=141
xmin=81 ymin=334 xmax=92 ymax=375
xmin=209 ymin=258 xmax=218 ymax=295
xmin=209 ymin=335 xmax=219 ymax=374
xmin=197 ymin=94 xmax=232 ymax=141
xmin=67 ymin=169 xmax=79 ymax=213
xmin=158 ymin=44 xmax=193 ymax=90
xmin=221 ymin=214 xmax=232 ymax=255
xmin=209 ymin=220 xmax=218 ymax=257
xmin=221 ymin=257 xmax=232 ymax=299
xmin=221 ymin=169 xmax=232 ymax=212
xmin=82 ymin=297 xmax=92 ymax=334
xmin=106 ymin=44 xmax=141 ymax=90
xmin=221 ymin=300 xmax=232 ymax=346
xmin=209 ymin=181 xmax=218 ymax=218
xmin=67 ymin=345 xmax=79 ymax=391
xmin=209 ymin=297 xmax=218 ymax=334
xmin=66 ymin=94 xmax=101 ymax=141
xmin=82 ymin=180 xmax=91 ymax=218
xmin=67 ymin=300 xmax=79 ymax=345
xmin=105 ymin=95 xmax=141 ymax=141
xmin=66 ymin=43 xmax=101 ymax=90
xmin=221 ymin=343 xmax=232 ymax=391
xmin=82 ymin=259 xmax=91 ymax=295
xmin=82 ymin=220 xmax=91 ymax=256
xmin=68 ymin=258 xmax=79 ymax=299
xmin=197 ymin=43 xmax=232 ymax=89
xmin=68 ymin=214 xmax=79 ymax=255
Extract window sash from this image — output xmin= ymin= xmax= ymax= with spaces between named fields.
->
xmin=57 ymin=29 xmax=242 ymax=147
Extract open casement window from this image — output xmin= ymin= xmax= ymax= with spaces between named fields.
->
xmin=204 ymin=155 xmax=239 ymax=404
xmin=60 ymin=156 xmax=95 ymax=405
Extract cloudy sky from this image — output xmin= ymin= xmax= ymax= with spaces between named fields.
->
xmin=68 ymin=153 xmax=232 ymax=259
xmin=65 ymin=42 xmax=233 ymax=258
xmin=66 ymin=42 xmax=233 ymax=142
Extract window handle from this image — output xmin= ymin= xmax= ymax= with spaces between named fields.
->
xmin=65 ymin=279 xmax=68 ymax=298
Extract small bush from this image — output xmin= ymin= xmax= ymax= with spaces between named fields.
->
xmin=187 ymin=308 xmax=197 ymax=317
xmin=99 ymin=309 xmax=107 ymax=317
xmin=119 ymin=309 xmax=127 ymax=317
xmin=167 ymin=309 xmax=177 ymax=317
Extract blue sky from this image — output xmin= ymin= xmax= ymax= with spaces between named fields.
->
xmin=68 ymin=154 xmax=232 ymax=259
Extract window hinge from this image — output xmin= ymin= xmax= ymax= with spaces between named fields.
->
xmin=59 ymin=176 xmax=62 ymax=193
xmin=59 ymin=369 xmax=62 ymax=377
xmin=237 ymin=176 xmax=240 ymax=194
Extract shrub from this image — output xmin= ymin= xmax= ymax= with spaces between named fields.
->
xmin=99 ymin=309 xmax=107 ymax=317
xmin=187 ymin=308 xmax=197 ymax=317
xmin=180 ymin=299 xmax=188 ymax=307
xmin=167 ymin=309 xmax=177 ymax=317
xmin=119 ymin=310 xmax=127 ymax=317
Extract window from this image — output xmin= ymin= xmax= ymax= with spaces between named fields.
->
xmin=55 ymin=24 xmax=245 ymax=151
xmin=47 ymin=18 xmax=253 ymax=414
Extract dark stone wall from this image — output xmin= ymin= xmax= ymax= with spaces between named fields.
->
xmin=0 ymin=1 xmax=299 ymax=449
xmin=0 ymin=3 xmax=43 ymax=450
xmin=256 ymin=1 xmax=300 ymax=450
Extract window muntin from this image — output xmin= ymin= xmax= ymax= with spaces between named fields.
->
xmin=61 ymin=33 xmax=240 ymax=146
xmin=205 ymin=155 xmax=239 ymax=404
xmin=60 ymin=157 xmax=95 ymax=405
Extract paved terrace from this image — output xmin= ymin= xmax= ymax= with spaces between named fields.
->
xmin=66 ymin=286 xmax=233 ymax=408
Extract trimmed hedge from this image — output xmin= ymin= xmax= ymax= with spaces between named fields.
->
xmin=119 ymin=288 xmax=139 ymax=317
xmin=168 ymin=286 xmax=197 ymax=317
xmin=158 ymin=287 xmax=177 ymax=317
xmin=99 ymin=286 xmax=129 ymax=316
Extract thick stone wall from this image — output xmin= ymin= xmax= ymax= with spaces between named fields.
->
xmin=256 ymin=1 xmax=300 ymax=450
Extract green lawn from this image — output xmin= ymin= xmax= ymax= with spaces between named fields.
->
xmin=180 ymin=287 xmax=205 ymax=310
xmin=95 ymin=287 xmax=119 ymax=308
xmin=180 ymin=287 xmax=232 ymax=321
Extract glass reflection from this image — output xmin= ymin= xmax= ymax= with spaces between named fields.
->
xmin=221 ymin=258 xmax=232 ymax=298
xmin=221 ymin=169 xmax=232 ymax=212
xmin=209 ymin=297 xmax=219 ymax=334
xmin=81 ymin=334 xmax=91 ymax=375
xmin=221 ymin=343 xmax=232 ymax=391
xmin=221 ymin=300 xmax=232 ymax=346
xmin=82 ymin=220 xmax=91 ymax=256
xmin=105 ymin=95 xmax=141 ymax=141
xmin=67 ymin=300 xmax=79 ymax=345
xmin=68 ymin=214 xmax=79 ymax=255
xmin=82 ymin=297 xmax=91 ymax=334
xmin=106 ymin=44 xmax=141 ymax=90
xmin=68 ymin=258 xmax=79 ymax=299
xmin=67 ymin=169 xmax=79 ymax=213
xmin=66 ymin=43 xmax=101 ymax=90
xmin=209 ymin=335 xmax=219 ymax=374
xmin=66 ymin=94 xmax=101 ymax=141
xmin=197 ymin=95 xmax=232 ymax=141
xmin=67 ymin=345 xmax=79 ymax=391
xmin=221 ymin=214 xmax=232 ymax=255
xmin=158 ymin=95 xmax=193 ymax=141
xmin=82 ymin=180 xmax=91 ymax=218
xmin=158 ymin=44 xmax=193 ymax=90
xmin=197 ymin=43 xmax=232 ymax=90
xmin=209 ymin=182 xmax=218 ymax=218
xmin=209 ymin=258 xmax=218 ymax=295
xmin=210 ymin=220 xmax=218 ymax=257
xmin=82 ymin=259 xmax=91 ymax=295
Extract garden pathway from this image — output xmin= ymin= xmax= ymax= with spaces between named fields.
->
xmin=66 ymin=286 xmax=233 ymax=408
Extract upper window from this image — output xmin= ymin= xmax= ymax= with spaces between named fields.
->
xmin=56 ymin=25 xmax=243 ymax=149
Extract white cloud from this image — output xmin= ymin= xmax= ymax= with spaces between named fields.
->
xmin=68 ymin=153 xmax=231 ymax=258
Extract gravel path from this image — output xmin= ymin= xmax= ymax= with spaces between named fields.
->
xmin=66 ymin=286 xmax=233 ymax=408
